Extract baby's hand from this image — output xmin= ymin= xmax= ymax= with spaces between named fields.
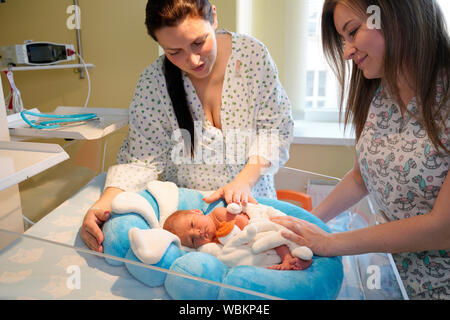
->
xmin=227 ymin=203 xmax=242 ymax=214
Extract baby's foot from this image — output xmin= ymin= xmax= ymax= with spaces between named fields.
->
xmin=290 ymin=257 xmax=312 ymax=270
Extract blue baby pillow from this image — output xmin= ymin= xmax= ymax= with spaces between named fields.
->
xmin=102 ymin=182 xmax=343 ymax=300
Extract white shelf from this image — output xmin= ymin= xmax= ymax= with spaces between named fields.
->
xmin=0 ymin=141 xmax=69 ymax=191
xmin=0 ymin=63 xmax=94 ymax=72
xmin=8 ymin=106 xmax=128 ymax=140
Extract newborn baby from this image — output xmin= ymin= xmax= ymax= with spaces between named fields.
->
xmin=163 ymin=204 xmax=312 ymax=270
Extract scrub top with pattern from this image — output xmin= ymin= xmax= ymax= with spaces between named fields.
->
xmin=105 ymin=31 xmax=293 ymax=199
xmin=357 ymin=80 xmax=450 ymax=299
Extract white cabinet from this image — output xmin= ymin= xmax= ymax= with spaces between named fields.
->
xmin=0 ymin=75 xmax=69 ymax=248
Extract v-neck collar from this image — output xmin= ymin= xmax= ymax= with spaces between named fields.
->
xmin=377 ymin=86 xmax=418 ymax=133
xmin=181 ymin=30 xmax=235 ymax=131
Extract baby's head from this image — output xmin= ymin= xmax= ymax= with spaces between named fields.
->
xmin=163 ymin=209 xmax=216 ymax=249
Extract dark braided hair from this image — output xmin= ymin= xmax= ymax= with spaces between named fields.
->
xmin=145 ymin=0 xmax=214 ymax=154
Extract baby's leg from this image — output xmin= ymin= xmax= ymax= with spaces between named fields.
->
xmin=268 ymin=245 xmax=312 ymax=270
xmin=267 ymin=256 xmax=312 ymax=270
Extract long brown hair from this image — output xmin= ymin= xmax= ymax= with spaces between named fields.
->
xmin=322 ymin=0 xmax=450 ymax=153
xmin=145 ymin=0 xmax=214 ymax=154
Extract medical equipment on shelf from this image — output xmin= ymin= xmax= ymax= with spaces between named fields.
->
xmin=20 ymin=110 xmax=98 ymax=129
xmin=76 ymin=52 xmax=91 ymax=108
xmin=2 ymin=51 xmax=91 ymax=110
xmin=3 ymin=69 xmax=24 ymax=114
xmin=0 ymin=42 xmax=76 ymax=66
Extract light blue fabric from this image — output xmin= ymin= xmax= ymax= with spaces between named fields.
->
xmin=125 ymin=244 xmax=183 ymax=287
xmin=102 ymin=188 xmax=344 ymax=300
xmin=103 ymin=213 xmax=149 ymax=266
xmin=165 ymin=252 xmax=230 ymax=300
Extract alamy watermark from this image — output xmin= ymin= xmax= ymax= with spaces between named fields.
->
xmin=169 ymin=121 xmax=281 ymax=169
xmin=66 ymin=265 xmax=81 ymax=290
xmin=367 ymin=5 xmax=381 ymax=30
xmin=366 ymin=265 xmax=381 ymax=290
xmin=66 ymin=5 xmax=81 ymax=30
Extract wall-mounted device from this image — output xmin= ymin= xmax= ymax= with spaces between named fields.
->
xmin=0 ymin=41 xmax=76 ymax=66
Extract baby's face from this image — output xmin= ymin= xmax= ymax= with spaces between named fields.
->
xmin=174 ymin=209 xmax=216 ymax=248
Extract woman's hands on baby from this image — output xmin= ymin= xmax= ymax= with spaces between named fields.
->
xmin=81 ymin=207 xmax=110 ymax=252
xmin=204 ymin=155 xmax=269 ymax=205
xmin=270 ymin=216 xmax=335 ymax=257
xmin=203 ymin=178 xmax=258 ymax=205
xmin=81 ymin=187 xmax=124 ymax=252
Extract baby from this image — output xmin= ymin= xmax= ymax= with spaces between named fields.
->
xmin=163 ymin=206 xmax=312 ymax=270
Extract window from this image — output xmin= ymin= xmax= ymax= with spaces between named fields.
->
xmin=305 ymin=70 xmax=327 ymax=108
xmin=302 ymin=0 xmax=449 ymax=121
xmin=306 ymin=71 xmax=314 ymax=97
xmin=318 ymin=71 xmax=327 ymax=97
xmin=437 ymin=0 xmax=450 ymax=29
xmin=303 ymin=0 xmax=340 ymax=121
xmin=307 ymin=11 xmax=318 ymax=36
xmin=236 ymin=0 xmax=449 ymax=123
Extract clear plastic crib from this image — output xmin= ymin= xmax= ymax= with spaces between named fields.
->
xmin=0 ymin=168 xmax=408 ymax=300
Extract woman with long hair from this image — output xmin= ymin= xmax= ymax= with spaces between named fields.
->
xmin=272 ymin=0 xmax=450 ymax=299
xmin=81 ymin=0 xmax=293 ymax=255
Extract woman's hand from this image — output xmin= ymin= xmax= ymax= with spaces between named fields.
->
xmin=81 ymin=207 xmax=110 ymax=252
xmin=203 ymin=178 xmax=257 ymax=205
xmin=80 ymin=187 xmax=124 ymax=252
xmin=270 ymin=216 xmax=335 ymax=257
xmin=203 ymin=156 xmax=270 ymax=205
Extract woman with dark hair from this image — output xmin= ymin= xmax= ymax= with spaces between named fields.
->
xmin=272 ymin=0 xmax=450 ymax=299
xmin=81 ymin=0 xmax=293 ymax=255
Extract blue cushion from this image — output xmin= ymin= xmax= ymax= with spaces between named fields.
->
xmin=102 ymin=213 xmax=149 ymax=266
xmin=102 ymin=189 xmax=343 ymax=300
xmin=125 ymin=243 xmax=183 ymax=287
xmin=165 ymin=252 xmax=229 ymax=300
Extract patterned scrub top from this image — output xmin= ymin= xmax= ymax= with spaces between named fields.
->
xmin=105 ymin=30 xmax=294 ymax=198
xmin=357 ymin=81 xmax=450 ymax=299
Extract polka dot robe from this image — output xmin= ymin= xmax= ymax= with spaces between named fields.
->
xmin=105 ymin=31 xmax=294 ymax=198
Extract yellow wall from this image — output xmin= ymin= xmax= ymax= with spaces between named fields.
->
xmin=0 ymin=0 xmax=352 ymax=223
xmin=250 ymin=0 xmax=287 ymax=83
xmin=0 ymin=0 xmax=237 ymax=174
xmin=0 ymin=0 xmax=236 ymax=111
xmin=287 ymin=144 xmax=354 ymax=179
xmin=0 ymin=0 xmax=237 ymax=223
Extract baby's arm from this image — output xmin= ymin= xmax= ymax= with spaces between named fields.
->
xmin=234 ymin=213 xmax=249 ymax=230
xmin=211 ymin=207 xmax=249 ymax=230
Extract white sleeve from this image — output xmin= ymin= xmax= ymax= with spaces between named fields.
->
xmin=105 ymin=64 xmax=174 ymax=192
